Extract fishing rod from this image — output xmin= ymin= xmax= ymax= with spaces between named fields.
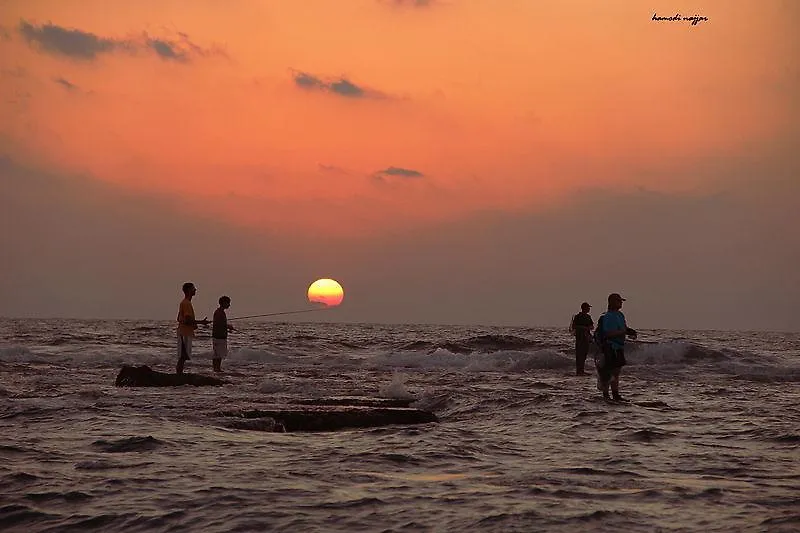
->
xmin=230 ymin=307 xmax=332 ymax=320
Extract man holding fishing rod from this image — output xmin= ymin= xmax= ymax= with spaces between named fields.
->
xmin=176 ymin=282 xmax=209 ymax=374
xmin=212 ymin=295 xmax=236 ymax=373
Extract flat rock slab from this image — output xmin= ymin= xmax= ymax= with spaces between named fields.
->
xmin=220 ymin=405 xmax=437 ymax=432
xmin=115 ymin=365 xmax=224 ymax=387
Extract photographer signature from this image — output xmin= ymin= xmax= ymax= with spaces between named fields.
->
xmin=652 ymin=13 xmax=709 ymax=26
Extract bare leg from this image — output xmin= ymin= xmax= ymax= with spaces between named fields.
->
xmin=610 ymin=368 xmax=623 ymax=399
xmin=177 ymin=337 xmax=189 ymax=374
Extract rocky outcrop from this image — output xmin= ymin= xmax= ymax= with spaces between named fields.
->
xmin=113 ymin=368 xmax=438 ymax=431
xmin=220 ymin=403 xmax=437 ymax=432
xmin=115 ymin=365 xmax=223 ymax=387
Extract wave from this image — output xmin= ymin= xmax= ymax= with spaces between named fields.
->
xmin=399 ymin=334 xmax=547 ymax=354
xmin=2 ymin=332 xmax=797 ymax=383
xmin=90 ymin=435 xmax=167 ymax=453
xmin=366 ymin=348 xmax=574 ymax=372
xmin=74 ymin=460 xmax=154 ymax=470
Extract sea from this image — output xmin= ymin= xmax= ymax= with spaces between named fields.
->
xmin=1 ymin=318 xmax=798 ymax=533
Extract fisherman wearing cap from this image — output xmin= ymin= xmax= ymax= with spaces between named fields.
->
xmin=596 ymin=293 xmax=638 ymax=401
xmin=569 ymin=302 xmax=594 ymax=375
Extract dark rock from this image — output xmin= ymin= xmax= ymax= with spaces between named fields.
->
xmin=220 ymin=405 xmax=437 ymax=432
xmin=115 ymin=365 xmax=223 ymax=387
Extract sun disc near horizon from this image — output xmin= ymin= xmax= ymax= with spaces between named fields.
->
xmin=307 ymin=278 xmax=344 ymax=307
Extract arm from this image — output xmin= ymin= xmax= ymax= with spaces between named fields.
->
xmin=183 ymin=315 xmax=209 ymax=326
xmin=607 ymin=325 xmax=636 ymax=338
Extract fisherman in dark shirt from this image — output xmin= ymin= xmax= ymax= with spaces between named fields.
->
xmin=569 ymin=302 xmax=594 ymax=375
xmin=212 ymin=296 xmax=236 ymax=373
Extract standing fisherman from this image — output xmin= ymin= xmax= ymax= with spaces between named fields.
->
xmin=176 ymin=282 xmax=209 ymax=374
xmin=569 ymin=302 xmax=594 ymax=375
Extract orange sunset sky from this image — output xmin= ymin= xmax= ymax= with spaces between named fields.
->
xmin=1 ymin=1 xmax=798 ymax=330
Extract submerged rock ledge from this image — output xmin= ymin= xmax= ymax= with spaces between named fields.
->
xmin=115 ymin=365 xmax=224 ymax=387
xmin=220 ymin=405 xmax=437 ymax=432
xmin=113 ymin=366 xmax=437 ymax=432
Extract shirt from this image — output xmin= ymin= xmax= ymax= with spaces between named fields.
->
xmin=601 ymin=310 xmax=627 ymax=349
xmin=177 ymin=298 xmax=196 ymax=337
xmin=572 ymin=312 xmax=594 ymax=340
xmin=212 ymin=308 xmax=228 ymax=339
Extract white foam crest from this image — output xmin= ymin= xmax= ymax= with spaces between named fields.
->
xmin=624 ymin=341 xmax=800 ymax=381
xmin=232 ymin=348 xmax=290 ymax=364
xmin=717 ymin=360 xmax=800 ymax=382
xmin=366 ymin=348 xmax=573 ymax=373
xmin=626 ymin=342 xmax=695 ymax=365
xmin=378 ymin=373 xmax=415 ymax=400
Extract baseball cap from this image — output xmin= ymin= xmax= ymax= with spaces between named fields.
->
xmin=581 ymin=302 xmax=591 ymax=308
xmin=608 ymin=293 xmax=626 ymax=302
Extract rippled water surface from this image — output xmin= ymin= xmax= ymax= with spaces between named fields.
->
xmin=1 ymin=319 xmax=799 ymax=532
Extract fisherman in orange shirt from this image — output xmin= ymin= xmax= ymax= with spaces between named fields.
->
xmin=176 ymin=282 xmax=209 ymax=374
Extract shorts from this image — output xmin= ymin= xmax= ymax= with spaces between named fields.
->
xmin=177 ymin=335 xmax=193 ymax=360
xmin=597 ymin=345 xmax=626 ymax=375
xmin=212 ymin=338 xmax=228 ymax=359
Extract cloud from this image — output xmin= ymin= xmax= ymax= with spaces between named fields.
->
xmin=292 ymin=70 xmax=381 ymax=99
xmin=53 ymin=76 xmax=77 ymax=91
xmin=144 ymin=33 xmax=227 ymax=63
xmin=294 ymin=71 xmax=326 ymax=90
xmin=16 ymin=20 xmax=224 ymax=63
xmin=375 ymin=166 xmax=425 ymax=179
xmin=329 ymin=79 xmax=365 ymax=98
xmin=18 ymin=20 xmax=120 ymax=60
xmin=148 ymin=38 xmax=183 ymax=61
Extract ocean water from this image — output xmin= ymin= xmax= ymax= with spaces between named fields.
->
xmin=1 ymin=318 xmax=799 ymax=532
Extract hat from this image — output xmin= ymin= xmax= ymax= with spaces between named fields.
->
xmin=608 ymin=293 xmax=626 ymax=302
xmin=581 ymin=302 xmax=591 ymax=309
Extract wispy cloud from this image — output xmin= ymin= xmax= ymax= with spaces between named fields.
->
xmin=379 ymin=166 xmax=425 ymax=178
xmin=292 ymin=70 xmax=383 ymax=99
xmin=18 ymin=20 xmax=120 ymax=60
xmin=145 ymin=33 xmax=227 ymax=63
xmin=372 ymin=166 xmax=426 ymax=182
xmin=329 ymin=79 xmax=365 ymax=98
xmin=16 ymin=20 xmax=225 ymax=63
xmin=53 ymin=76 xmax=77 ymax=91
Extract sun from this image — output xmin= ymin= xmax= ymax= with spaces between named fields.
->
xmin=307 ymin=278 xmax=345 ymax=307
